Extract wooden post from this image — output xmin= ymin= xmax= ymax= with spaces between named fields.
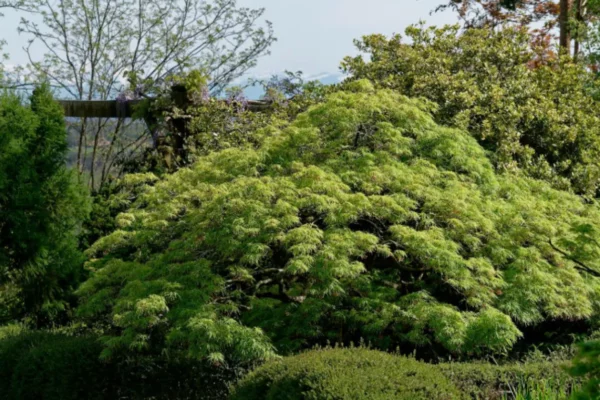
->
xmin=58 ymin=93 xmax=274 ymax=173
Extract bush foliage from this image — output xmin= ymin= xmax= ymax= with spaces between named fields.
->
xmin=4 ymin=8 xmax=600 ymax=398
xmin=78 ymin=81 xmax=600 ymax=366
xmin=0 ymin=331 xmax=236 ymax=400
xmin=569 ymin=339 xmax=600 ymax=399
xmin=230 ymin=347 xmax=462 ymax=400
xmin=0 ymin=332 xmax=109 ymax=400
xmin=438 ymin=360 xmax=579 ymax=399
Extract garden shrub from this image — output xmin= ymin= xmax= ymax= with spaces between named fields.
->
xmin=230 ymin=347 xmax=463 ymax=400
xmin=0 ymin=332 xmax=110 ymax=400
xmin=438 ymin=360 xmax=579 ymax=399
xmin=0 ymin=331 xmax=235 ymax=400
xmin=569 ymin=339 xmax=600 ymax=399
xmin=109 ymin=355 xmax=238 ymax=400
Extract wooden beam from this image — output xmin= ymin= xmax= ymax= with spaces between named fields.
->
xmin=58 ymin=100 xmax=143 ymax=118
xmin=58 ymin=99 xmax=272 ymax=118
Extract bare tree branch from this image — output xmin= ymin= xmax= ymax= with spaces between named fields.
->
xmin=549 ymin=238 xmax=600 ymax=278
xmin=5 ymin=0 xmax=275 ymax=189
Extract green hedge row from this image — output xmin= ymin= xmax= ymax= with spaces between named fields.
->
xmin=0 ymin=332 xmax=110 ymax=400
xmin=231 ymin=348 xmax=462 ymax=400
xmin=0 ymin=333 xmax=580 ymax=400
xmin=0 ymin=332 xmax=235 ymax=400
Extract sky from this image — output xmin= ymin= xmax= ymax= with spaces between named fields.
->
xmin=236 ymin=0 xmax=457 ymax=78
xmin=0 ymin=0 xmax=457 ymax=81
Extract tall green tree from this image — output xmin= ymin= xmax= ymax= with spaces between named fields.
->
xmin=342 ymin=25 xmax=600 ymax=197
xmin=0 ymin=86 xmax=89 ymax=326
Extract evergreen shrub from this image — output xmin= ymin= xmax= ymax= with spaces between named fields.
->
xmin=0 ymin=332 xmax=109 ymax=400
xmin=0 ymin=332 xmax=235 ymax=400
xmin=230 ymin=347 xmax=463 ymax=400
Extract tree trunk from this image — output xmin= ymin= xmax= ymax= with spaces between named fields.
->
xmin=90 ymin=118 xmax=109 ymax=190
xmin=573 ymin=0 xmax=587 ymax=59
xmin=77 ymin=117 xmax=88 ymax=177
xmin=100 ymin=118 xmax=124 ymax=188
xmin=560 ymin=0 xmax=573 ymax=54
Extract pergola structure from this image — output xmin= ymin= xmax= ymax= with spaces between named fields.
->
xmin=56 ymin=90 xmax=275 ymax=173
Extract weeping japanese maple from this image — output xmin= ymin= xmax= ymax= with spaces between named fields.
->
xmin=78 ymin=81 xmax=600 ymax=365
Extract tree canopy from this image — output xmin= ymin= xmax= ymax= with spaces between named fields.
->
xmin=78 ymin=81 xmax=600 ymax=366
xmin=342 ymin=25 xmax=600 ymax=197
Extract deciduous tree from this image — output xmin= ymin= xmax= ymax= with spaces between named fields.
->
xmin=7 ymin=0 xmax=275 ymax=189
xmin=342 ymin=25 xmax=600 ymax=197
xmin=78 ymin=82 xmax=600 ymax=365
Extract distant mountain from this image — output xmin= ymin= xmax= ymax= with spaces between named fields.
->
xmin=46 ymin=72 xmax=346 ymax=101
xmin=240 ymin=72 xmax=345 ymax=100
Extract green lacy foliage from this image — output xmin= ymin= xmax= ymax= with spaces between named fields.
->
xmin=0 ymin=87 xmax=89 ymax=326
xmin=342 ymin=25 xmax=600 ymax=197
xmin=79 ymin=82 xmax=600 ymax=365
xmin=0 ymin=324 xmax=24 ymax=341
xmin=230 ymin=347 xmax=462 ymax=400
xmin=81 ymin=173 xmax=160 ymax=248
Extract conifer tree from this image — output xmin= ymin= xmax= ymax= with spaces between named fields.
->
xmin=0 ymin=86 xmax=89 ymax=326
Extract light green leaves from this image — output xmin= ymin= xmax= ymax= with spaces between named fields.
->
xmin=81 ymin=83 xmax=600 ymax=362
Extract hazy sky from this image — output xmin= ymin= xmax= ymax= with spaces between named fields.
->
xmin=237 ymin=0 xmax=457 ymax=77
xmin=0 ymin=0 xmax=457 ymax=78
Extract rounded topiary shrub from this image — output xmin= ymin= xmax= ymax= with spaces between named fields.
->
xmin=230 ymin=347 xmax=463 ymax=400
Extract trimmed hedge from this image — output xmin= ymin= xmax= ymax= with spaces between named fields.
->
xmin=438 ymin=361 xmax=580 ymax=399
xmin=114 ymin=356 xmax=237 ymax=400
xmin=0 ymin=332 xmax=110 ymax=400
xmin=230 ymin=347 xmax=463 ymax=400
